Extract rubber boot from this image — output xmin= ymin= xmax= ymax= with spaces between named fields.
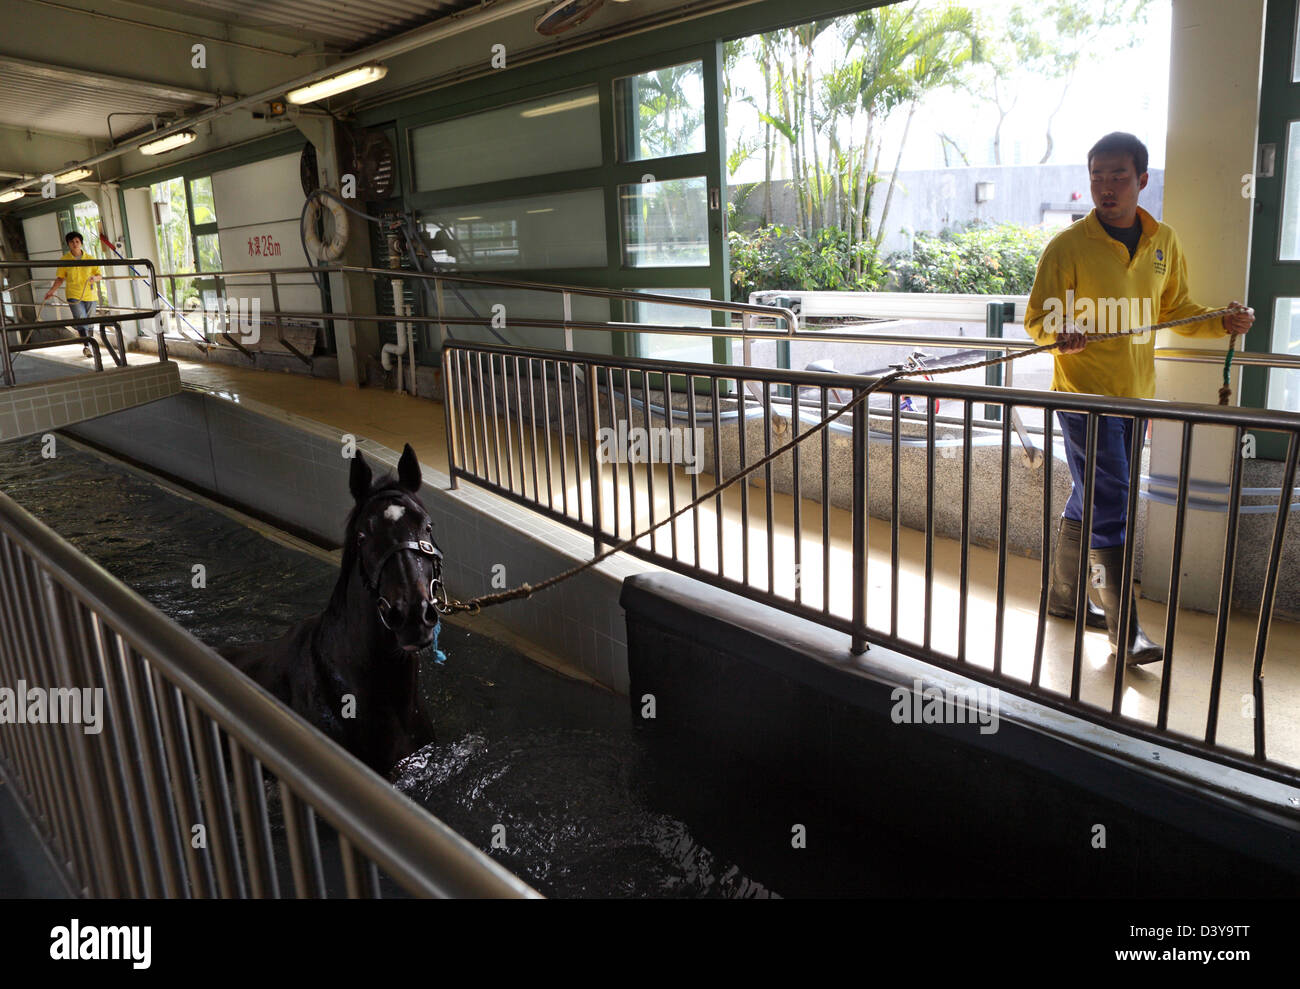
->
xmin=1047 ymin=517 xmax=1107 ymax=630
xmin=1087 ymin=545 xmax=1164 ymax=666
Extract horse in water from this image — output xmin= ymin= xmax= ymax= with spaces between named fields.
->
xmin=223 ymin=444 xmax=447 ymax=776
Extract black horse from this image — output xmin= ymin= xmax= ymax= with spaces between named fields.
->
xmin=223 ymin=444 xmax=445 ymax=776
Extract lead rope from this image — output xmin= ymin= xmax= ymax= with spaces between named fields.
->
xmin=1219 ymin=332 xmax=1237 ymax=406
xmin=441 ymin=307 xmax=1240 ymax=615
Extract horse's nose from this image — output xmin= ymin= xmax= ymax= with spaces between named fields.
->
xmin=419 ymin=595 xmax=439 ymax=628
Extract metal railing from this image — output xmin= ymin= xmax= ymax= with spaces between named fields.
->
xmin=143 ymin=263 xmax=799 ymax=367
xmin=149 ymin=265 xmax=1300 ymax=390
xmin=442 ymin=340 xmax=1300 ymax=788
xmin=0 ymin=486 xmax=538 ymax=898
xmin=0 ymin=258 xmax=166 ymax=384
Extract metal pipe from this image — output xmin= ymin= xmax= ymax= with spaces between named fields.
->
xmin=1071 ymin=415 xmax=1099 ymax=702
xmin=1249 ymin=432 xmax=1300 ymax=761
xmin=850 ymin=390 xmax=866 ymax=655
xmin=1157 ymin=421 xmax=1194 ymax=731
xmin=1206 ymin=425 xmax=1246 ymax=744
xmin=993 ymin=408 xmax=1011 ymax=673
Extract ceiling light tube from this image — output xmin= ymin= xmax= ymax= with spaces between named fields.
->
xmin=55 ymin=168 xmax=92 ymax=183
xmin=140 ymin=130 xmax=198 ymax=156
xmin=0 ymin=189 xmax=27 ymax=203
xmin=287 ymin=64 xmax=388 ymax=105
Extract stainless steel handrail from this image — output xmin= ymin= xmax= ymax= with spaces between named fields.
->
xmin=0 ymin=485 xmax=538 ymax=898
xmin=153 ymin=265 xmax=1300 ymax=374
xmin=0 ymin=258 xmax=165 ymax=383
xmin=442 ymin=339 xmax=1300 ymax=789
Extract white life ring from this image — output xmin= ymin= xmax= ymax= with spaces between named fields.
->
xmin=303 ymin=195 xmax=349 ymax=262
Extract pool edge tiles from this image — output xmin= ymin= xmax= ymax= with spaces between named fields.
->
xmin=0 ymin=361 xmax=181 ymax=442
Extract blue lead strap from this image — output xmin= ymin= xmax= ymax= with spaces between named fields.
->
xmin=431 ymin=620 xmax=449 ymax=666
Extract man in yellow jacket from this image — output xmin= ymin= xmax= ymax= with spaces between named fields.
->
xmin=44 ymin=230 xmax=102 ymax=358
xmin=1024 ymin=132 xmax=1253 ymax=666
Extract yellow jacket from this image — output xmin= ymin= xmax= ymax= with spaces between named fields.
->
xmin=1024 ymin=207 xmax=1226 ymax=398
xmin=55 ymin=251 xmax=102 ymax=303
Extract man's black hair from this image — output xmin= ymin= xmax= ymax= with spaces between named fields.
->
xmin=1087 ymin=132 xmax=1149 ymax=176
xmin=64 ymin=230 xmax=83 ymax=246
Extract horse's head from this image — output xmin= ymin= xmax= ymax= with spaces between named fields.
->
xmin=346 ymin=444 xmax=445 ymax=653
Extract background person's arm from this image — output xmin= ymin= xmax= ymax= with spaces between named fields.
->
xmin=44 ymin=275 xmax=65 ymax=300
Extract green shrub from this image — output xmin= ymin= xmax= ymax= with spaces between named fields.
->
xmin=886 ymin=222 xmax=1053 ymax=295
xmin=728 ymin=222 xmax=886 ymax=302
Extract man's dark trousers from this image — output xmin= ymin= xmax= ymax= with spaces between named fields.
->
xmin=1057 ymin=411 xmax=1145 ymax=549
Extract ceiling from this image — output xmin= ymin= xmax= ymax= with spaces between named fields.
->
xmin=0 ymin=55 xmax=219 ymax=141
xmin=117 ymin=0 xmax=482 ymax=51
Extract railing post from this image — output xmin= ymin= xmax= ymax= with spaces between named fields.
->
xmin=984 ymin=300 xmax=1007 ymax=421
xmin=434 ymin=276 xmax=447 ymax=352
xmin=442 ymin=346 xmax=458 ymax=490
xmin=562 ymin=291 xmax=573 ymax=352
xmin=584 ymin=360 xmax=603 ymax=556
xmin=0 ymin=302 xmax=14 ymax=386
xmin=851 ymin=387 xmax=868 ymax=655
xmin=270 ymin=270 xmax=285 ymax=348
xmin=741 ymin=311 xmax=753 ymax=370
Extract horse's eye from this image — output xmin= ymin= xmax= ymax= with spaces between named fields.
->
xmin=357 ymin=532 xmax=366 ymax=542
xmin=425 ymin=521 xmax=432 ymax=532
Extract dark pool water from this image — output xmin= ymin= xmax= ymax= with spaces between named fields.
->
xmin=0 ymin=437 xmax=775 ymax=898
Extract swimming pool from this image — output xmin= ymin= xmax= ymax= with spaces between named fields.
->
xmin=0 ymin=436 xmax=776 ymax=898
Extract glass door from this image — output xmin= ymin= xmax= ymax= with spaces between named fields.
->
xmin=1245 ymin=0 xmax=1300 ymax=454
xmin=610 ymin=45 xmax=729 ymax=362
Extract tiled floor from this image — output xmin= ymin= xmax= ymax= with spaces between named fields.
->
xmin=30 ymin=344 xmax=1300 ymax=772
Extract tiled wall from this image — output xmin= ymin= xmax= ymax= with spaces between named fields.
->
xmin=13 ymin=355 xmax=643 ymax=692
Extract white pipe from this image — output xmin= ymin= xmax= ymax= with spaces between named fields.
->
xmin=406 ymin=317 xmax=416 ymax=397
xmin=381 ymin=278 xmax=408 ymax=391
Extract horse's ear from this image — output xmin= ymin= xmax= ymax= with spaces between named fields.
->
xmin=349 ymin=451 xmax=372 ymax=503
xmin=397 ymin=443 xmax=422 ymax=492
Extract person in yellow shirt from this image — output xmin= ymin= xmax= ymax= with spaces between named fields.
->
xmin=44 ymin=230 xmax=102 ymax=358
xmin=1024 ymin=132 xmax=1254 ymax=667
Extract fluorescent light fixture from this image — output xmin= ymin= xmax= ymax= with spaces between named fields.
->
xmin=286 ymin=64 xmax=388 ymax=105
xmin=140 ymin=130 xmax=197 ymax=156
xmin=55 ymin=168 xmax=92 ymax=183
xmin=519 ymin=93 xmax=598 ymax=118
xmin=0 ymin=189 xmax=27 ymax=203
xmin=456 ymin=215 xmax=482 ymax=221
xmin=526 ymin=208 xmax=554 ymax=214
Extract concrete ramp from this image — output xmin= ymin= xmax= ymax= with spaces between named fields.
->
xmin=0 ymin=361 xmax=181 ymax=442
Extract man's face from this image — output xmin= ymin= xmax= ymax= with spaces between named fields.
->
xmin=1089 ymin=151 xmax=1148 ymax=226
xmin=67 ymin=237 xmax=83 ymax=256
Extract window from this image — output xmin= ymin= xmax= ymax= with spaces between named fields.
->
xmin=615 ymin=61 xmax=706 ymax=161
xmin=55 ymin=202 xmax=102 ymax=258
xmin=620 ymin=176 xmax=709 ymax=267
xmin=1280 ymin=120 xmax=1300 ymax=260
xmin=419 ymin=188 xmax=606 ymax=269
xmin=1267 ymin=298 xmax=1300 ymax=412
xmin=150 ymin=174 xmax=222 ymax=336
xmin=410 ymin=87 xmax=602 ymax=192
xmin=189 ymin=176 xmax=218 ymax=225
xmin=627 ymin=287 xmax=715 ymax=362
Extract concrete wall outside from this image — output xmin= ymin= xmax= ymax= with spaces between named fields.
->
xmin=730 ymin=165 xmax=1167 ymax=256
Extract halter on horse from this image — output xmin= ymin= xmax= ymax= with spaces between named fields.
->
xmin=353 ymin=485 xmax=449 ymax=649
